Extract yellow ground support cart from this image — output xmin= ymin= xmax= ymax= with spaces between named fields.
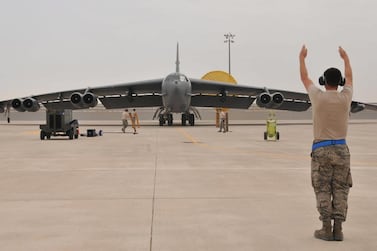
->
xmin=264 ymin=112 xmax=279 ymax=141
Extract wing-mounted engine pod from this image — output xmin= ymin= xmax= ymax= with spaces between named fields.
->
xmin=11 ymin=98 xmax=26 ymax=112
xmin=256 ymin=92 xmax=285 ymax=109
xmin=268 ymin=92 xmax=284 ymax=109
xmin=256 ymin=92 xmax=271 ymax=108
xmin=0 ymin=105 xmax=4 ymax=113
xmin=351 ymin=102 xmax=365 ymax=113
xmin=22 ymin=98 xmax=40 ymax=112
xmin=70 ymin=92 xmax=83 ymax=107
xmin=70 ymin=92 xmax=98 ymax=108
xmin=83 ymin=93 xmax=98 ymax=107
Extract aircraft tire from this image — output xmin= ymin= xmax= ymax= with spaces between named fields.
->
xmin=159 ymin=115 xmax=165 ymax=126
xmin=181 ymin=114 xmax=187 ymax=126
xmin=168 ymin=114 xmax=173 ymax=126
xmin=68 ymin=129 xmax=74 ymax=140
xmin=189 ymin=114 xmax=195 ymax=126
xmin=40 ymin=130 xmax=46 ymax=140
xmin=264 ymin=132 xmax=267 ymax=140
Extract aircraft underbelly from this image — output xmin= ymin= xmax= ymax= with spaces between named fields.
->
xmin=163 ymin=95 xmax=190 ymax=113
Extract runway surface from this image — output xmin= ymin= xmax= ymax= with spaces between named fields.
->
xmin=0 ymin=122 xmax=377 ymax=251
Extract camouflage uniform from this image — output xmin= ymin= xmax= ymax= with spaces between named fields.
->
xmin=311 ymin=144 xmax=353 ymax=222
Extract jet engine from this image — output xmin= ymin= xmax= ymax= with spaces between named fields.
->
xmin=256 ymin=92 xmax=271 ymax=107
xmin=256 ymin=92 xmax=284 ymax=109
xmin=12 ymin=98 xmax=25 ymax=112
xmin=0 ymin=105 xmax=4 ymax=113
xmin=70 ymin=92 xmax=98 ymax=108
xmin=11 ymin=98 xmax=41 ymax=112
xmin=22 ymin=98 xmax=40 ymax=112
xmin=351 ymin=102 xmax=365 ymax=113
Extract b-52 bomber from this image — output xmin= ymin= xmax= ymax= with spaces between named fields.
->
xmin=1 ymin=44 xmax=376 ymax=127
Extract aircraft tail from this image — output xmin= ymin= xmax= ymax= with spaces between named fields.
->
xmin=176 ymin=43 xmax=180 ymax=73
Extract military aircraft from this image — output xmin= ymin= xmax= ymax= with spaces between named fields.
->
xmin=1 ymin=44 xmax=376 ymax=126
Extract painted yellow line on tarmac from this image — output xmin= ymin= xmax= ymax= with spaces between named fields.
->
xmin=176 ymin=128 xmax=201 ymax=144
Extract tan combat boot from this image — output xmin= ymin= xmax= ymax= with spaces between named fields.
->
xmin=314 ymin=221 xmax=333 ymax=241
xmin=333 ymin=220 xmax=344 ymax=241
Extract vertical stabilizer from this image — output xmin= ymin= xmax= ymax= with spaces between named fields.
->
xmin=176 ymin=43 xmax=180 ymax=73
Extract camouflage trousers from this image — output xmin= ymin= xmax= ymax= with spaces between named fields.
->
xmin=311 ymin=144 xmax=352 ymax=222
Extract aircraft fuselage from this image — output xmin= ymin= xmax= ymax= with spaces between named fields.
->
xmin=161 ymin=73 xmax=191 ymax=113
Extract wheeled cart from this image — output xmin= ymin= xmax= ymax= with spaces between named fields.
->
xmin=39 ymin=109 xmax=79 ymax=140
xmin=264 ymin=117 xmax=279 ymax=141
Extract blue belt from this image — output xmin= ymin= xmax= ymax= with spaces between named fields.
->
xmin=312 ymin=139 xmax=346 ymax=151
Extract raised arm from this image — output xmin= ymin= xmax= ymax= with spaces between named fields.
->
xmin=299 ymin=45 xmax=314 ymax=91
xmin=339 ymin=46 xmax=353 ymax=87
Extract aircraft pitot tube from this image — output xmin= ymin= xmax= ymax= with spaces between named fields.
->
xmin=256 ymin=92 xmax=284 ymax=109
xmin=11 ymin=98 xmax=40 ymax=112
xmin=70 ymin=92 xmax=98 ymax=108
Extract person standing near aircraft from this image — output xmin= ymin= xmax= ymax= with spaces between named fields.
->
xmin=218 ymin=109 xmax=226 ymax=133
xmin=121 ymin=109 xmax=129 ymax=133
xmin=128 ymin=109 xmax=138 ymax=134
xmin=299 ymin=45 xmax=353 ymax=241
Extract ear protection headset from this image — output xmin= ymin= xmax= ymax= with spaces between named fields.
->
xmin=318 ymin=69 xmax=345 ymax=86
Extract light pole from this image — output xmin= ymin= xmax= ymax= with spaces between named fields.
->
xmin=224 ymin=33 xmax=235 ymax=75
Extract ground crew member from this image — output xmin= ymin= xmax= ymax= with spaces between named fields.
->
xmin=129 ymin=108 xmax=138 ymax=134
xmin=218 ymin=109 xmax=226 ymax=133
xmin=121 ymin=109 xmax=129 ymax=133
xmin=299 ymin=45 xmax=353 ymax=241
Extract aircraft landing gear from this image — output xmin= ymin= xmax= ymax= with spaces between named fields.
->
xmin=154 ymin=107 xmax=200 ymax=127
xmin=159 ymin=114 xmax=165 ymax=126
xmin=181 ymin=113 xmax=195 ymax=126
xmin=167 ymin=114 xmax=173 ymax=126
xmin=159 ymin=114 xmax=173 ymax=126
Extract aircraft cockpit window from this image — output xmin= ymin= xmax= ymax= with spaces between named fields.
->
xmin=180 ymin=75 xmax=188 ymax=82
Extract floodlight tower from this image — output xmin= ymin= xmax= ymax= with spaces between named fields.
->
xmin=224 ymin=33 xmax=235 ymax=75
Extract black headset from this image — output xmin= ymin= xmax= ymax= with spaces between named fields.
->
xmin=318 ymin=71 xmax=345 ymax=86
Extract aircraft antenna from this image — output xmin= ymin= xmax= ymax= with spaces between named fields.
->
xmin=176 ymin=42 xmax=180 ymax=73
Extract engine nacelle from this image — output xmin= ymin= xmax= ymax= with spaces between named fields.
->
xmin=83 ymin=92 xmax=98 ymax=107
xmin=11 ymin=98 xmax=41 ymax=112
xmin=70 ymin=92 xmax=98 ymax=108
xmin=256 ymin=92 xmax=284 ymax=109
xmin=0 ymin=105 xmax=4 ymax=113
xmin=22 ymin=98 xmax=40 ymax=112
xmin=256 ymin=92 xmax=271 ymax=108
xmin=351 ymin=103 xmax=365 ymax=113
xmin=269 ymin=92 xmax=284 ymax=109
xmin=11 ymin=98 xmax=26 ymax=112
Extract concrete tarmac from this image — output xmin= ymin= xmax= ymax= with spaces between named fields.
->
xmin=0 ymin=122 xmax=377 ymax=251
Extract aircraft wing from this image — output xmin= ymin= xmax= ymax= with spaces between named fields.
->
xmin=1 ymin=77 xmax=376 ymax=115
xmin=190 ymin=78 xmax=312 ymax=111
xmin=190 ymin=78 xmax=377 ymax=113
xmin=191 ymin=78 xmax=308 ymax=99
xmin=363 ymin=103 xmax=377 ymax=111
xmin=0 ymin=79 xmax=164 ymax=111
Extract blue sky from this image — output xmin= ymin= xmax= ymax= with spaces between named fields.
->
xmin=1 ymin=0 xmax=376 ymax=102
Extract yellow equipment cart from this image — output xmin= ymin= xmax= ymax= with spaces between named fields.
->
xmin=264 ymin=112 xmax=280 ymax=141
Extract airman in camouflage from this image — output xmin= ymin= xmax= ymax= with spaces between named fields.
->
xmin=311 ymin=145 xmax=352 ymax=222
xmin=300 ymin=45 xmax=353 ymax=241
